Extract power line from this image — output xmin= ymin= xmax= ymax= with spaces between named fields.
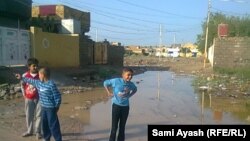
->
xmin=90 ymin=27 xmax=155 ymax=35
xmin=31 ymin=0 xmax=203 ymax=45
xmin=60 ymin=0 xmax=168 ymax=32
xmin=87 ymin=32 xmax=156 ymax=40
xmin=91 ymin=20 xmax=157 ymax=32
xmin=212 ymin=7 xmax=249 ymax=16
xmin=61 ymin=0 xmax=152 ymax=28
xmin=34 ymin=0 xmax=200 ymax=35
xmin=60 ymin=0 xmax=201 ymax=35
xmin=61 ymin=0 xmax=191 ymax=27
xmin=50 ymin=2 xmax=187 ymax=33
xmin=70 ymin=0 xmax=202 ymax=21
xmin=92 ymin=20 xmax=188 ymax=33
xmin=116 ymin=0 xmax=204 ymax=19
xmin=217 ymin=0 xmax=249 ymax=4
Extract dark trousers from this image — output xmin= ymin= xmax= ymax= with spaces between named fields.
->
xmin=42 ymin=107 xmax=62 ymax=141
xmin=109 ymin=103 xmax=129 ymax=141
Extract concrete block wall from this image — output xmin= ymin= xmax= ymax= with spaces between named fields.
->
xmin=79 ymin=36 xmax=94 ymax=66
xmin=108 ymin=45 xmax=124 ymax=66
xmin=213 ymin=37 xmax=250 ymax=69
xmin=30 ymin=27 xmax=80 ymax=68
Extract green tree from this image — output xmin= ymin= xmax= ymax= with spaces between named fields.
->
xmin=196 ymin=12 xmax=250 ymax=53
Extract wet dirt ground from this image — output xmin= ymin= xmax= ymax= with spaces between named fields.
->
xmin=79 ymin=71 xmax=249 ymax=141
xmin=0 ymin=56 xmax=249 ymax=141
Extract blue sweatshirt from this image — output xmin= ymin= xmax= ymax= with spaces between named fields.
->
xmin=22 ymin=77 xmax=61 ymax=108
xmin=104 ymin=78 xmax=137 ymax=106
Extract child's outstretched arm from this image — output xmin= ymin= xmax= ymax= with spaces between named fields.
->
xmin=16 ymin=74 xmax=26 ymax=97
xmin=15 ymin=73 xmax=40 ymax=88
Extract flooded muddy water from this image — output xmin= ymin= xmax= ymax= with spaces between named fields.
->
xmin=60 ymin=71 xmax=250 ymax=141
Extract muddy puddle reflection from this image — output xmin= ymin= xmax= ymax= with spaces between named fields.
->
xmin=60 ymin=71 xmax=249 ymax=141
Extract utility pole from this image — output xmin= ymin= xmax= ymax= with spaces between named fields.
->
xmin=174 ymin=33 xmax=176 ymax=48
xmin=158 ymin=24 xmax=163 ymax=58
xmin=157 ymin=24 xmax=162 ymax=100
xmin=158 ymin=24 xmax=163 ymax=61
xmin=95 ymin=28 xmax=98 ymax=42
xmin=159 ymin=24 xmax=162 ymax=49
xmin=204 ymin=0 xmax=211 ymax=68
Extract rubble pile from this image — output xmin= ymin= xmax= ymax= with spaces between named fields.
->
xmin=0 ymin=83 xmax=21 ymax=100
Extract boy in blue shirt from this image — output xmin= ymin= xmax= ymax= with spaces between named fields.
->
xmin=16 ymin=67 xmax=62 ymax=141
xmin=104 ymin=68 xmax=137 ymax=141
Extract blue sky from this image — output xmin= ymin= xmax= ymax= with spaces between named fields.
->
xmin=33 ymin=0 xmax=250 ymax=46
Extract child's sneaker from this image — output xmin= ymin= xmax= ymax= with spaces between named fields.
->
xmin=22 ymin=132 xmax=32 ymax=137
xmin=36 ymin=133 xmax=42 ymax=140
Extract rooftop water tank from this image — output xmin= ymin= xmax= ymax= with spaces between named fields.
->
xmin=218 ymin=23 xmax=228 ymax=37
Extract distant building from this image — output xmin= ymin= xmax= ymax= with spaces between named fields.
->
xmin=125 ymin=46 xmax=145 ymax=54
xmin=182 ymin=43 xmax=201 ymax=57
xmin=31 ymin=4 xmax=90 ymax=34
xmin=143 ymin=47 xmax=154 ymax=55
xmin=31 ymin=4 xmax=94 ymax=67
xmin=170 ymin=44 xmax=181 ymax=48
xmin=182 ymin=43 xmax=197 ymax=50
xmin=167 ymin=48 xmax=180 ymax=57
xmin=155 ymin=47 xmax=168 ymax=57
xmin=111 ymin=42 xmax=121 ymax=46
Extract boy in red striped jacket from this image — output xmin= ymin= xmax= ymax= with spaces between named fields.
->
xmin=21 ymin=58 xmax=42 ymax=139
